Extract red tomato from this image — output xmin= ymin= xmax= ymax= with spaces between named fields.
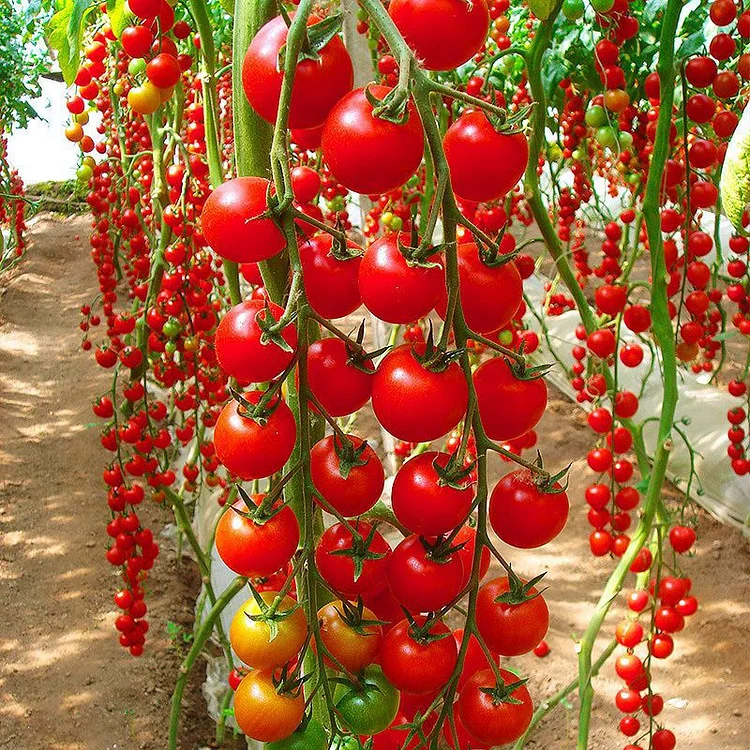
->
xmin=307 ymin=338 xmax=374 ymax=417
xmin=146 ymin=52 xmax=181 ymax=88
xmin=380 ymin=618 xmax=458 ymax=694
xmin=391 ymin=451 xmax=474 ymax=536
xmin=436 ymin=241 xmax=523 ymax=333
xmin=474 ymin=358 xmax=547 ymax=441
xmin=310 ymin=434 xmax=385 ymax=517
xmin=476 ymin=576 xmax=549 ymax=656
xmin=321 ymin=85 xmax=424 ymax=195
xmin=444 ymin=112 xmax=529 ymax=203
xmin=359 ymin=234 xmax=444 ymax=324
xmin=200 ymin=177 xmax=286 ymax=263
xmin=214 ymin=392 xmax=297 ymax=480
xmin=290 ymin=165 xmax=321 ymax=203
xmin=371 ymin=343 xmax=468 ymax=442
xmin=387 ymin=534 xmax=465 ymax=613
xmin=489 ymin=469 xmax=569 ymax=548
xmin=388 ymin=0 xmax=490 ymax=71
xmin=299 ymin=234 xmax=362 ymax=319
xmin=215 ymin=299 xmax=297 ymax=383
xmin=215 ymin=494 xmax=299 ymax=578
xmin=242 ymin=14 xmax=353 ymax=129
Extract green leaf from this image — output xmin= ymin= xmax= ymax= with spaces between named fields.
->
xmin=720 ymin=102 xmax=750 ymax=234
xmin=47 ymin=0 xmax=96 ymax=85
xmin=106 ymin=0 xmax=131 ymax=38
xmin=528 ymin=0 xmax=556 ymax=20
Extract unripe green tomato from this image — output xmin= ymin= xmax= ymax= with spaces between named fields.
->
xmin=162 ymin=317 xmax=182 ymax=339
xmin=596 ymin=126 xmax=619 ymax=150
xmin=382 ymin=210 xmax=394 ymax=226
xmin=618 ymin=131 xmax=634 ymax=150
xmin=562 ymin=0 xmax=585 ymax=19
xmin=390 ymin=215 xmax=403 ymax=231
xmin=500 ymin=57 xmax=515 ymax=75
xmin=165 ymin=341 xmax=177 ymax=355
xmin=128 ymin=57 xmax=146 ymax=77
xmin=590 ymin=0 xmax=615 ymax=12
xmin=266 ymin=718 xmax=327 ymax=750
xmin=77 ymin=164 xmax=93 ymax=182
xmin=498 ymin=328 xmax=514 ymax=345
xmin=585 ymin=105 xmax=607 ymax=128
xmin=572 ymin=148 xmax=584 ymax=161
xmin=628 ymin=174 xmax=641 ymax=186
xmin=548 ymin=143 xmax=563 ymax=161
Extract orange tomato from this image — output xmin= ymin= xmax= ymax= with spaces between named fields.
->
xmin=317 ymin=600 xmax=382 ymax=673
xmin=233 ymin=670 xmax=304 ymax=742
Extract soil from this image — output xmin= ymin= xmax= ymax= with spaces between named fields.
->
xmin=0 ymin=215 xmax=748 ymax=750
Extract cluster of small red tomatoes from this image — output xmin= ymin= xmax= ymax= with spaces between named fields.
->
xmin=0 ymin=135 xmax=27 ymax=259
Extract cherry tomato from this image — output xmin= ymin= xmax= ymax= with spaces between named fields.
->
xmin=334 ymin=665 xmax=400 ymax=734
xmin=317 ymin=600 xmax=383 ymax=673
xmin=233 ymin=670 xmax=304 ymax=742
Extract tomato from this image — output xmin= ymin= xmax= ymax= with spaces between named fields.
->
xmin=242 ymin=14 xmax=353 ymax=129
xmin=669 ymin=525 xmax=696 ymax=553
xmin=127 ymin=82 xmax=161 ymax=115
xmin=371 ymin=343 xmax=468 ymax=442
xmin=444 ymin=112 xmax=528 ymax=203
xmin=317 ymin=600 xmax=383 ymax=672
xmin=230 ymin=591 xmax=307 ymax=669
xmin=387 ymin=534 xmax=465 ymax=613
xmin=290 ymin=166 xmax=321 ymax=203
xmin=121 ymin=25 xmax=154 ymax=58
xmin=435 ymin=241 xmax=523 ymax=334
xmin=233 ymin=670 xmax=304 ymax=742
xmin=334 ymin=665 xmax=400 ymax=735
xmin=321 ymin=85 xmax=424 ymax=195
xmin=474 ymin=358 xmax=547 ymax=442
xmin=310 ymin=434 xmax=385 ymax=517
xmin=456 ymin=668 xmax=533 ymax=746
xmin=215 ymin=299 xmax=297 ymax=383
xmin=489 ymin=469 xmax=569 ymax=548
xmin=299 ymin=234 xmax=362 ymax=319
xmin=200 ymin=177 xmax=286 ymax=263
xmin=391 ymin=451 xmax=474 ymax=536
xmin=146 ymin=52 xmax=181 ymax=88
xmin=215 ymin=494 xmax=299 ymax=577
xmin=476 ymin=576 xmax=549 ymax=656
xmin=316 ymin=521 xmax=392 ymax=598
xmin=266 ymin=718 xmax=328 ymax=750
xmin=388 ymin=0 xmax=489 ymax=71
xmin=307 ymin=338 xmax=373 ymax=417
xmin=443 ymin=708 xmax=489 ymax=750
xmin=381 ymin=617 xmax=458 ymax=694
xmin=358 ymin=234 xmax=444 ymax=324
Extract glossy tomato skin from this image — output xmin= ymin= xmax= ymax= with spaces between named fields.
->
xmin=215 ymin=299 xmax=297 ymax=383
xmin=474 ymin=358 xmax=547 ymax=441
xmin=266 ymin=718 xmax=328 ymax=750
xmin=242 ymin=14 xmax=353 ymax=129
xmin=299 ymin=234 xmax=362 ymax=319
xmin=200 ymin=177 xmax=286 ymax=263
xmin=233 ymin=670 xmax=304 ymax=742
xmin=215 ymin=494 xmax=299 ymax=577
xmin=317 ymin=600 xmax=383 ymax=672
xmin=310 ymin=435 xmax=385 ymax=517
xmin=457 ymin=668 xmax=533 ymax=746
xmin=322 ymin=85 xmax=424 ymax=195
xmin=391 ymin=451 xmax=474 ymax=536
xmin=444 ymin=112 xmax=529 ymax=203
xmin=316 ymin=521 xmax=391 ymax=598
xmin=358 ymin=234 xmax=444 ymax=324
xmin=307 ymin=338 xmax=374 ymax=417
xmin=380 ymin=617 xmax=458 ymax=694
xmin=476 ymin=576 xmax=549 ymax=656
xmin=372 ymin=344 xmax=469 ymax=442
xmin=387 ymin=535 xmax=465 ymax=613
xmin=490 ymin=469 xmax=569 ymax=548
xmin=214 ymin=392 xmax=297 ymax=480
xmin=334 ymin=665 xmax=400 ymax=735
xmin=389 ymin=0 xmax=490 ymax=71
xmin=230 ymin=591 xmax=307 ymax=669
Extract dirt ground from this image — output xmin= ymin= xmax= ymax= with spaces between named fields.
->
xmin=0 ymin=215 xmax=748 ymax=750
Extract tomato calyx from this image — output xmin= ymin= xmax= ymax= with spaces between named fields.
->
xmin=233 ymin=480 xmax=297 ymax=525
xmin=278 ymin=12 xmax=344 ymax=67
xmin=255 ymin=298 xmax=297 ymax=352
xmin=418 ymin=533 xmax=466 ymax=565
xmin=402 ymin=611 xmax=453 ymax=645
xmin=271 ymin=658 xmax=311 ymax=698
xmin=345 ymin=320 xmax=390 ymax=374
xmin=364 ymin=81 xmax=411 ymax=125
xmin=477 ymin=236 xmax=518 ymax=269
xmin=332 ymin=433 xmax=374 ymax=480
xmin=329 ymin=523 xmax=389 ymax=582
xmin=242 ymin=583 xmax=303 ymax=640
xmin=333 ymin=597 xmax=389 ymax=636
xmin=434 ymin=452 xmax=477 ymax=490
xmin=396 ymin=234 xmax=443 ymax=269
xmin=530 ymin=451 xmax=571 ymax=495
xmin=494 ymin=569 xmax=547 ymax=606
xmin=413 ymin=323 xmax=465 ymax=373
xmin=506 ymin=351 xmax=554 ymax=382
xmin=478 ymin=674 xmax=530 ymax=706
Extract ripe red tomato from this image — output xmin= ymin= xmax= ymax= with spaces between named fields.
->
xmin=315 ymin=521 xmax=391 ymax=598
xmin=387 ymin=534 xmax=465 ymax=613
xmin=310 ymin=435 xmax=385 ymax=517
xmin=474 ymin=358 xmax=547 ymax=441
xmin=444 ymin=112 xmax=529 ymax=203
xmin=358 ymin=234 xmax=444 ymax=324
xmin=214 ymin=392 xmax=297 ymax=480
xmin=242 ymin=14 xmax=353 ymax=129
xmin=121 ymin=25 xmax=154 ymax=58
xmin=371 ymin=343 xmax=468 ymax=442
xmin=476 ymin=576 xmax=549 ymax=655
xmin=380 ymin=617 xmax=458 ymax=694
xmin=200 ymin=177 xmax=286 ymax=263
xmin=388 ymin=0 xmax=490 ymax=71
xmin=215 ymin=494 xmax=299 ymax=578
xmin=391 ymin=451 xmax=474 ymax=536
xmin=215 ymin=299 xmax=297 ymax=383
xmin=146 ymin=52 xmax=181 ymax=88
xmin=456 ymin=668 xmax=533 ymax=746
xmin=435 ymin=241 xmax=523 ymax=334
xmin=299 ymin=234 xmax=362 ymax=319
xmin=321 ymin=85 xmax=424 ymax=195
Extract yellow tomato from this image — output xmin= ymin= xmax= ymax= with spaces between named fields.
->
xmin=75 ymin=111 xmax=90 ymax=126
xmin=65 ymin=123 xmax=84 ymax=142
xmin=127 ymin=82 xmax=161 ymax=115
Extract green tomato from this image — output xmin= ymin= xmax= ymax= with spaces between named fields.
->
xmin=128 ymin=57 xmax=146 ymax=77
xmin=266 ymin=718 xmax=327 ymax=750
xmin=497 ymin=328 xmax=514 ymax=346
xmin=595 ymin=126 xmax=619 ymax=150
xmin=334 ymin=666 xmax=399 ymax=735
xmin=618 ymin=131 xmax=634 ymax=150
xmin=562 ymin=0 xmax=585 ymax=19
xmin=162 ymin=317 xmax=182 ymax=339
xmin=590 ymin=0 xmax=615 ymax=11
xmin=572 ymin=148 xmax=585 ymax=161
xmin=165 ymin=340 xmax=177 ymax=355
xmin=77 ymin=164 xmax=93 ymax=182
xmin=390 ymin=215 xmax=403 ymax=231
xmin=585 ymin=105 xmax=607 ymax=128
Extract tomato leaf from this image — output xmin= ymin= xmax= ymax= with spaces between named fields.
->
xmin=47 ymin=0 xmax=97 ymax=85
xmin=106 ymin=0 xmax=130 ymax=38
xmin=527 ymin=0 xmax=556 ymax=20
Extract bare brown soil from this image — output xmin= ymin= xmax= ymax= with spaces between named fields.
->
xmin=0 ymin=215 xmax=748 ymax=749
